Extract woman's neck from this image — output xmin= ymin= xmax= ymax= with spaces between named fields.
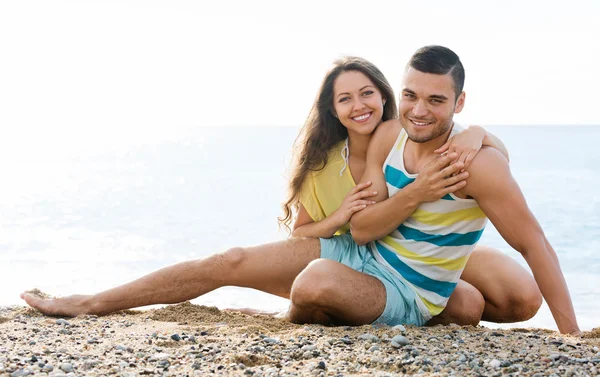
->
xmin=347 ymin=133 xmax=371 ymax=162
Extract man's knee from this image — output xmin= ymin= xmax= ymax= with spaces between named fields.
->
xmin=455 ymin=283 xmax=485 ymax=326
xmin=290 ymin=259 xmax=337 ymax=308
xmin=501 ymin=283 xmax=542 ymax=322
xmin=434 ymin=282 xmax=485 ymax=327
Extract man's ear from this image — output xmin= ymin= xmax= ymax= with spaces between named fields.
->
xmin=454 ymin=91 xmax=466 ymax=114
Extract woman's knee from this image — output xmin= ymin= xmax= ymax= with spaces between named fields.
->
xmin=218 ymin=246 xmax=248 ymax=271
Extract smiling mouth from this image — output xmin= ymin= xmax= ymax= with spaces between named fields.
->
xmin=409 ymin=119 xmax=434 ymax=127
xmin=352 ymin=112 xmax=372 ymax=123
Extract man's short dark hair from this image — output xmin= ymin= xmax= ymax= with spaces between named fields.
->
xmin=407 ymin=45 xmax=465 ymax=98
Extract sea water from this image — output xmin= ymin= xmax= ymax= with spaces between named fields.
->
xmin=1 ymin=125 xmax=598 ymax=332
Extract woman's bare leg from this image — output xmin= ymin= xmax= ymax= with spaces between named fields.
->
xmin=21 ymin=238 xmax=321 ymax=317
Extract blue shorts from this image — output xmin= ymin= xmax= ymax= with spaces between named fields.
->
xmin=320 ymin=234 xmax=426 ymax=327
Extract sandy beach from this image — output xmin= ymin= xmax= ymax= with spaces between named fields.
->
xmin=1 ymin=302 xmax=599 ymax=377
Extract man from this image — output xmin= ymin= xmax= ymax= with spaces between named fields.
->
xmin=348 ymin=45 xmax=579 ymax=335
xmin=21 ymin=46 xmax=568 ymax=331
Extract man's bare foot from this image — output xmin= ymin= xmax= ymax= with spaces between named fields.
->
xmin=20 ymin=290 xmax=93 ymax=317
xmin=224 ymin=307 xmax=287 ymax=318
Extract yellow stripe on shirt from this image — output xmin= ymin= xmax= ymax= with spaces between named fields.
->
xmin=411 ymin=206 xmax=486 ymax=226
xmin=381 ymin=236 xmax=469 ymax=271
xmin=418 ymin=295 xmax=446 ymax=316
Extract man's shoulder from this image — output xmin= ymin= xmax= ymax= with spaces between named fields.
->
xmin=463 ymin=147 xmax=512 ymax=196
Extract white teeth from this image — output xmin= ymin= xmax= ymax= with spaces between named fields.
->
xmin=353 ymin=113 xmax=370 ymax=121
xmin=412 ymin=120 xmax=430 ymax=126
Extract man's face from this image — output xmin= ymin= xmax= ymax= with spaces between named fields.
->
xmin=399 ymin=67 xmax=465 ymax=143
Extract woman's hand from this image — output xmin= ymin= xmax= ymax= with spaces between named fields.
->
xmin=435 ymin=125 xmax=486 ymax=171
xmin=330 ymin=181 xmax=378 ymax=228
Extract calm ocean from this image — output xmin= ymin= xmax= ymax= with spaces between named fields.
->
xmin=1 ymin=125 xmax=598 ymax=332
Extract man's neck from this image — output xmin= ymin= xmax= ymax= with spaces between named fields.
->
xmin=404 ymin=123 xmax=454 ymax=173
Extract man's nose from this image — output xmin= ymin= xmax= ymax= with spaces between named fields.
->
xmin=413 ymin=100 xmax=428 ymax=117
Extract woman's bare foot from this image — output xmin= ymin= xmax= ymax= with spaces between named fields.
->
xmin=20 ymin=290 xmax=93 ymax=317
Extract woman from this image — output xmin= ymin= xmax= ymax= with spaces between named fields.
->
xmin=21 ymin=57 xmax=539 ymax=327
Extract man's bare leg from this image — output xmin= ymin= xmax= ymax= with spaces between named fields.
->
xmin=461 ymin=245 xmax=542 ymax=322
xmin=426 ymin=280 xmax=485 ymax=326
xmin=21 ymin=238 xmax=321 ymax=317
xmin=286 ymin=259 xmax=387 ymax=326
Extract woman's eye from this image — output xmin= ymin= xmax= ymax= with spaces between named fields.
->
xmin=362 ymin=90 xmax=374 ymax=96
xmin=338 ymin=97 xmax=350 ymax=103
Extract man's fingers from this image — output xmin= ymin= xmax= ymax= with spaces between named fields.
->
xmin=435 ymin=152 xmax=459 ymax=169
xmin=438 ymin=161 xmax=465 ymax=179
xmin=443 ymin=180 xmax=467 ymax=195
xmin=444 ymin=171 xmax=469 ymax=187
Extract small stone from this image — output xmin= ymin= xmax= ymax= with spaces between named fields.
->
xmin=200 ymin=331 xmax=208 ymax=336
xmin=393 ymin=324 xmax=406 ymax=333
xmin=170 ymin=334 xmax=181 ymax=341
xmin=391 ymin=335 xmax=409 ymax=348
xmin=316 ymin=361 xmax=326 ymax=370
xmin=59 ymin=363 xmax=74 ymax=373
xmin=500 ymin=360 xmax=512 ymax=367
xmin=357 ymin=333 xmax=379 ymax=343
xmin=489 ymin=359 xmax=501 ymax=368
xmin=55 ymin=319 xmax=70 ymax=326
xmin=263 ymin=337 xmax=278 ymax=344
xmin=10 ymin=369 xmax=32 ymax=377
xmin=340 ymin=337 xmax=353 ymax=345
xmin=188 ymin=336 xmax=197 ymax=343
xmin=41 ymin=364 xmax=53 ymax=372
xmin=152 ymin=353 xmax=171 ymax=361
xmin=301 ymin=345 xmax=317 ymax=351
xmin=369 ymin=345 xmax=380 ymax=352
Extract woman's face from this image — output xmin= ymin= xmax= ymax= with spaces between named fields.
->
xmin=332 ymin=70 xmax=385 ymax=137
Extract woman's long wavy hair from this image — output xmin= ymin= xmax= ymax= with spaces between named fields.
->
xmin=279 ymin=56 xmax=398 ymax=233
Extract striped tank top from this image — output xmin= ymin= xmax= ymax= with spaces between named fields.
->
xmin=369 ymin=124 xmax=488 ymax=320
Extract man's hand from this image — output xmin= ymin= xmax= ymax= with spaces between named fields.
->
xmin=410 ymin=152 xmax=469 ymax=202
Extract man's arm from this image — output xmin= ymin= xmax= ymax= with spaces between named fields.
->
xmin=464 ymin=148 xmax=580 ymax=335
xmin=350 ymin=121 xmax=468 ymax=245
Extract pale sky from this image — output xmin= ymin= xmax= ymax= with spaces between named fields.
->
xmin=1 ymin=0 xmax=599 ymax=155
